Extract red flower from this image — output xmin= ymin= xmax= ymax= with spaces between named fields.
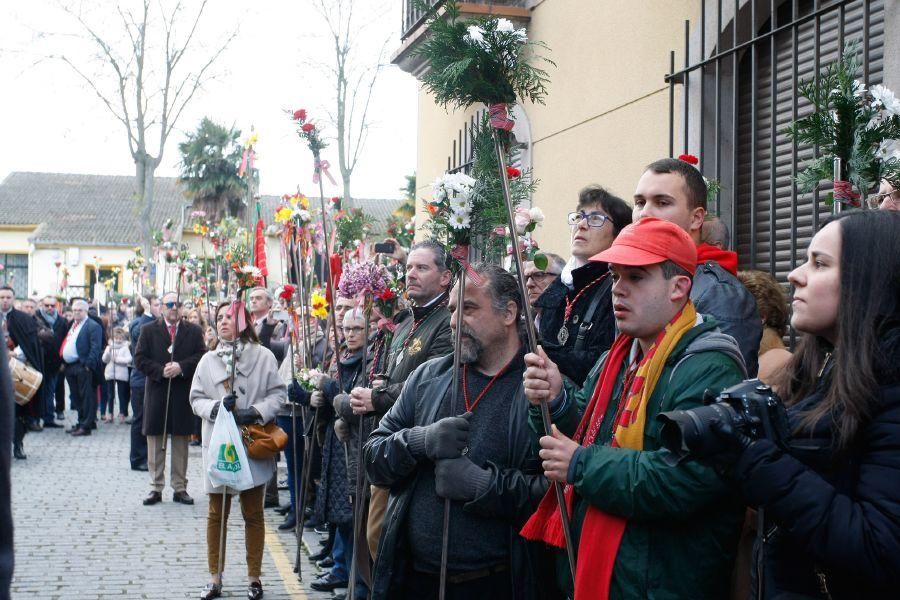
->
xmin=301 ymin=123 xmax=315 ymax=133
xmin=293 ymin=109 xmax=307 ymax=121
xmin=678 ymin=154 xmax=699 ymax=165
xmin=506 ymin=166 xmax=521 ymax=178
xmin=279 ymin=284 xmax=296 ymax=300
xmin=377 ymin=288 xmax=395 ymax=301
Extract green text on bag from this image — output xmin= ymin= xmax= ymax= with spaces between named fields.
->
xmin=216 ymin=443 xmax=242 ymax=473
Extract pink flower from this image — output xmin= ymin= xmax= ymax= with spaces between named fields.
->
xmin=514 ymin=208 xmax=531 ymax=235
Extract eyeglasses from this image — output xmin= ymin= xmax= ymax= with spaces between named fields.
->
xmin=342 ymin=326 xmax=365 ymax=334
xmin=525 ymin=271 xmax=560 ymax=282
xmin=866 ymin=190 xmax=900 ymax=209
xmin=567 ymin=211 xmax=610 ymax=228
xmin=163 ymin=301 xmax=180 ymax=309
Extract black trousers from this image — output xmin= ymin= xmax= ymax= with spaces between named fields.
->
xmin=65 ymin=363 xmax=95 ymax=430
xmin=107 ymin=380 xmax=130 ymax=416
xmin=397 ymin=564 xmax=512 ymax=600
xmin=55 ymin=371 xmax=65 ymax=413
xmin=129 ymin=385 xmax=147 ymax=468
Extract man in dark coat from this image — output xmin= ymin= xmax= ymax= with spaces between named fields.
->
xmin=128 ymin=295 xmax=159 ymax=471
xmin=1 ymin=287 xmax=44 ymax=458
xmin=0 ymin=338 xmax=14 ymax=599
xmin=59 ymin=299 xmax=103 ymax=437
xmin=134 ymin=291 xmax=205 ymax=506
xmin=35 ymin=296 xmax=67 ymax=429
xmin=364 ymin=265 xmax=558 ymax=600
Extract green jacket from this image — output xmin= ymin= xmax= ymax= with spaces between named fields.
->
xmin=530 ymin=317 xmax=746 ymax=599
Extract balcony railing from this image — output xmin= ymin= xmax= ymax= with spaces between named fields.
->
xmin=401 ymin=0 xmax=529 ymax=41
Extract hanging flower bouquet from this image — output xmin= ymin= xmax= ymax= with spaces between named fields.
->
xmin=415 ymin=0 xmax=553 ymax=126
xmin=297 ymin=367 xmax=325 ymax=392
xmin=232 ymin=262 xmax=263 ymax=292
xmin=334 ymin=207 xmax=375 ymax=250
xmin=274 ymin=193 xmax=315 ymax=228
xmin=338 ymin=261 xmax=388 ymax=300
xmin=288 ymin=108 xmax=327 ymax=156
xmin=789 ymin=42 xmax=900 ymax=206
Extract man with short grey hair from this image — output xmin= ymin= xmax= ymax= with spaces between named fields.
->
xmin=61 ymin=299 xmax=103 ymax=436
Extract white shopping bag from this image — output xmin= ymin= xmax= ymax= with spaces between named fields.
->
xmin=206 ymin=407 xmax=255 ymax=491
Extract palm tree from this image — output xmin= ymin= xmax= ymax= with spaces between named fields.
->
xmin=178 ymin=118 xmax=247 ymax=222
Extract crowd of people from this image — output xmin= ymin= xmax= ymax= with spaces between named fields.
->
xmin=3 ymin=164 xmax=900 ymax=600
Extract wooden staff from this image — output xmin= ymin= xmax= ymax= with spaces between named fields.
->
xmin=492 ymin=127 xmax=577 ymax=580
xmin=438 ymin=261 xmax=467 ymax=600
xmin=161 ymin=265 xmax=184 ymax=454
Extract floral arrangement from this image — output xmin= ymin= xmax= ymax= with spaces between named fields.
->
xmin=288 ymin=108 xmax=327 ymax=156
xmin=385 ymin=214 xmax=415 ymax=248
xmin=337 ymin=261 xmax=388 ymax=299
xmin=297 ymin=367 xmax=325 ymax=392
xmin=424 ymin=172 xmax=477 ymax=245
xmin=274 ymin=193 xmax=314 ymax=226
xmin=788 ymin=42 xmax=900 ymax=205
xmin=677 ymin=154 xmax=721 ymax=206
xmin=278 ymin=284 xmax=296 ymax=304
xmin=334 ymin=207 xmax=375 ymax=250
xmin=309 ymin=289 xmax=329 ymax=319
xmin=415 ymin=1 xmax=553 ymax=112
xmin=232 ymin=263 xmax=263 ymax=291
xmin=126 ymin=247 xmax=146 ymax=273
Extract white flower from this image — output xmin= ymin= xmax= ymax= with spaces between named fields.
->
xmin=512 ymin=28 xmax=528 ymax=44
xmin=495 ymin=18 xmax=515 ymax=33
xmin=465 ymin=25 xmax=486 ymax=47
xmin=448 ymin=210 xmax=471 ymax=230
xmin=241 ymin=265 xmax=262 ymax=278
xmin=528 ymin=207 xmax=545 ymax=223
xmin=449 ymin=194 xmax=470 ymax=212
xmin=877 ymin=139 xmax=900 ymax=161
xmin=853 ymin=79 xmax=866 ymax=98
xmin=871 ymin=84 xmax=900 ymax=116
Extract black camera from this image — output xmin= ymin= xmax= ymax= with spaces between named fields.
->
xmin=656 ymin=379 xmax=791 ymax=462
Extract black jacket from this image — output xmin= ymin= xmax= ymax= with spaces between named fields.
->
xmin=364 ymin=354 xmax=560 ymax=600
xmin=535 ymin=261 xmax=616 ymax=387
xmin=134 ymin=319 xmax=206 ymax=436
xmin=35 ymin=311 xmax=67 ymax=374
xmin=735 ymin=334 xmax=900 ymax=599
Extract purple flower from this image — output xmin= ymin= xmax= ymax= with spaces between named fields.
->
xmin=338 ymin=261 xmax=388 ymax=299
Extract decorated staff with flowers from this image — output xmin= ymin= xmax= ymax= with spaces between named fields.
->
xmin=412 ymin=0 xmax=577 ymax=588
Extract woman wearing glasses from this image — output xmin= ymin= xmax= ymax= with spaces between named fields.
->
xmin=534 ymin=185 xmax=632 ymax=386
xmin=869 ymin=179 xmax=900 ymax=211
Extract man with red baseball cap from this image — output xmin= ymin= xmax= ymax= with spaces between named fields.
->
xmin=520 ymin=217 xmax=747 ymax=600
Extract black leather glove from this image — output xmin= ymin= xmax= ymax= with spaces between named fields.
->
xmin=706 ymin=417 xmax=756 ymax=477
xmin=233 ymin=407 xmax=260 ymax=426
xmin=408 ymin=413 xmax=472 ymax=460
xmin=209 ymin=402 xmax=221 ymax=421
xmin=222 ymin=393 xmax=237 ymax=412
xmin=434 ymin=457 xmax=491 ymax=501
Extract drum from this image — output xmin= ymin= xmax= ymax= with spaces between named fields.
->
xmin=9 ymin=358 xmax=43 ymax=406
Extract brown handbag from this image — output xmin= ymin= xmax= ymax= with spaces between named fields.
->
xmin=240 ymin=422 xmax=288 ymax=460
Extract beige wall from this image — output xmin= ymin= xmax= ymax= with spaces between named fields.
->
xmin=414 ymin=0 xmax=697 ymax=256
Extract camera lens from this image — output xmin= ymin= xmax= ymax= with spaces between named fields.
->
xmin=657 ymin=403 xmax=738 ymax=460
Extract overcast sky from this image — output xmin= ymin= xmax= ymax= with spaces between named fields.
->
xmin=0 ymin=0 xmax=418 ymax=201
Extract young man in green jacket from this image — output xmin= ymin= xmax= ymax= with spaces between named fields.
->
xmin=521 ymin=217 xmax=746 ymax=600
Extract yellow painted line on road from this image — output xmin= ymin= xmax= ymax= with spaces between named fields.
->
xmin=265 ymin=523 xmax=308 ymax=599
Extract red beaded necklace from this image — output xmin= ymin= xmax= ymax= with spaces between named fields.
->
xmin=563 ymin=272 xmax=610 ymax=323
xmin=462 ymin=355 xmax=516 ymax=413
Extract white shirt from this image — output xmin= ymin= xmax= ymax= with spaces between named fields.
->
xmin=61 ymin=319 xmax=85 ymax=363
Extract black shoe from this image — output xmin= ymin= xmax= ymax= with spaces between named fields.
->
xmin=308 ymin=546 xmax=332 ymax=562
xmin=143 ymin=491 xmax=162 ymax=506
xmin=56 ymin=412 xmax=65 ymax=421
xmin=13 ymin=444 xmax=26 ymax=460
xmin=314 ymin=524 xmax=329 ymax=535
xmin=275 ymin=504 xmax=291 ymax=516
xmin=264 ymin=498 xmax=280 ymax=509
xmin=309 ymin=572 xmax=348 ymax=592
xmin=71 ymin=428 xmax=91 ymax=436
xmin=277 ymin=514 xmax=297 ymax=530
xmin=189 ymin=440 xmax=201 ymax=447
xmin=43 ymin=421 xmax=63 ymax=428
xmin=316 ymin=556 xmax=334 ymax=569
xmin=199 ymin=582 xmax=222 ymax=600
xmin=173 ymin=491 xmax=195 ymax=505
xmin=247 ymin=581 xmax=264 ymax=600
xmin=28 ymin=421 xmax=42 ymax=432
xmin=132 ymin=463 xmax=149 ymax=472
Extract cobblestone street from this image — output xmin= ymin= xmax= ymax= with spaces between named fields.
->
xmin=10 ymin=413 xmax=336 ymax=599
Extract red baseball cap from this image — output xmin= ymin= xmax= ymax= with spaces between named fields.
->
xmin=590 ymin=217 xmax=697 ymax=275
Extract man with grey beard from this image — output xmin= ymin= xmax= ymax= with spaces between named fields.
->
xmin=363 ymin=264 xmax=558 ymax=600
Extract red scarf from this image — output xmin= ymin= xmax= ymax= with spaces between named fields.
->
xmin=696 ymin=243 xmax=738 ymax=275
xmin=520 ymin=305 xmax=697 ymax=599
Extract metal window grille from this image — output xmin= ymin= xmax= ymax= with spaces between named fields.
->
xmin=446 ymin=110 xmax=485 ymax=175
xmin=667 ymin=0 xmax=885 ymax=284
xmin=0 ymin=253 xmax=28 ymax=298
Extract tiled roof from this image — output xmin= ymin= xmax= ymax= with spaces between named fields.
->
xmin=0 ymin=172 xmax=403 ymax=245
xmin=0 ymin=171 xmax=187 ymax=247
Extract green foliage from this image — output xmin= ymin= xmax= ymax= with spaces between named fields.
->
xmin=414 ymin=0 xmax=554 ymax=110
xmin=334 ymin=208 xmax=375 ymax=250
xmin=178 ymin=118 xmax=247 ymax=216
xmin=788 ymin=42 xmax=900 ymax=199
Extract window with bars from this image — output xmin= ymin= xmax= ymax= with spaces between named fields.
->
xmin=0 ymin=253 xmax=28 ymax=298
xmin=668 ymin=0 xmax=886 ymax=283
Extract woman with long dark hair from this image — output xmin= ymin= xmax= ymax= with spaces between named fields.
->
xmin=720 ymin=210 xmax=900 ymax=598
xmin=190 ymin=302 xmax=285 ymax=600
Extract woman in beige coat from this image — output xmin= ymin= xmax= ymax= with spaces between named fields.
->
xmin=190 ymin=302 xmax=285 ymax=600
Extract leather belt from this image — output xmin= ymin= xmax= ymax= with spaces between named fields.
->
xmin=446 ymin=563 xmax=508 ymax=585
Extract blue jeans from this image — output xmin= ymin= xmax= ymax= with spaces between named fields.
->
xmin=331 ymin=523 xmax=352 ymax=581
xmin=42 ymin=373 xmax=58 ymax=423
xmin=276 ymin=414 xmax=305 ymax=515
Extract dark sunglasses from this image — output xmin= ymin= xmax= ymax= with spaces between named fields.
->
xmin=163 ymin=301 xmax=180 ymax=309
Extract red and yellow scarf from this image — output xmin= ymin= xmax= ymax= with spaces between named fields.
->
xmin=520 ymin=302 xmax=698 ymax=600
